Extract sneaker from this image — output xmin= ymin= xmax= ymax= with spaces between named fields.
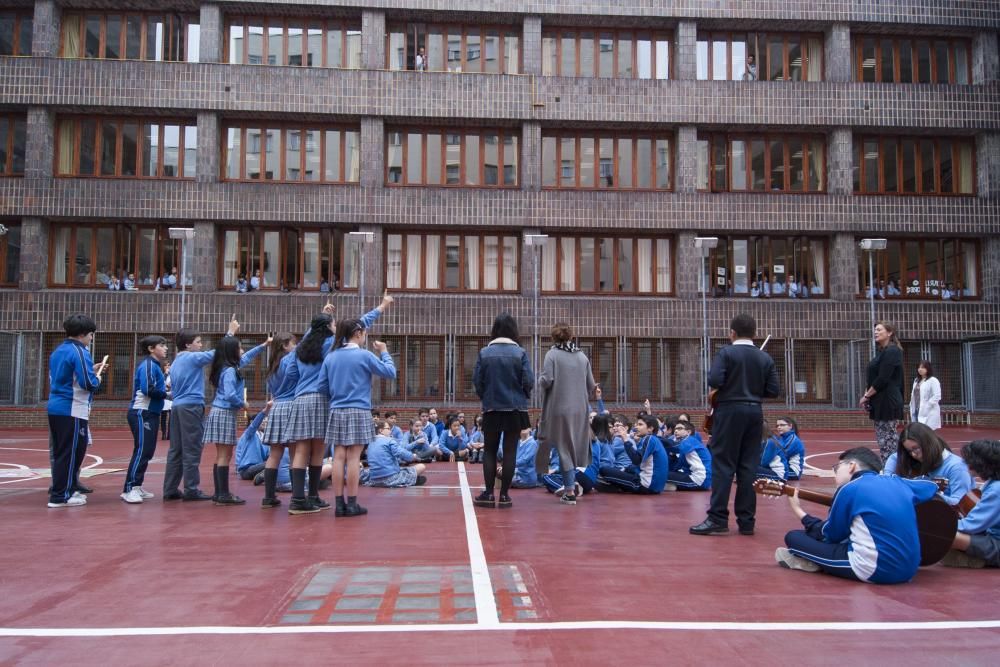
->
xmin=559 ymin=493 xmax=577 ymax=505
xmin=473 ymin=491 xmax=495 ymax=508
xmin=253 ymin=471 xmax=265 ymax=486
xmin=415 ymin=475 xmax=428 ymax=487
xmin=136 ymin=487 xmax=155 ymax=499
xmin=308 ymin=496 xmax=331 ymax=511
xmin=120 ymin=488 xmax=144 ymax=504
xmin=163 ymin=490 xmax=183 ymax=501
xmin=288 ymin=498 xmax=320 ymax=515
xmin=261 ymin=497 xmax=281 ymax=509
xmin=213 ymin=493 xmax=246 ymax=506
xmin=664 ymin=483 xmax=678 ymax=492
xmin=939 ymin=549 xmax=986 ymax=569
xmin=775 ymin=547 xmax=821 ymax=573
xmin=72 ymin=491 xmax=87 ymax=500
xmin=73 ymin=483 xmax=94 ymax=494
xmin=48 ymin=495 xmax=87 ymax=508
xmin=342 ymin=502 xmax=368 ymax=517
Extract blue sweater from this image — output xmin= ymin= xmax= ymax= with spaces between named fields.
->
xmin=883 ymin=450 xmax=974 ymax=507
xmin=170 ymin=340 xmax=264 ymax=407
xmin=512 ymin=436 xmax=538 ymax=487
xmin=131 ymin=356 xmax=168 ymax=413
xmin=667 ymin=434 xmax=712 ymax=489
xmin=47 ymin=339 xmax=101 ymax=419
xmin=292 ymin=307 xmax=381 ymax=398
xmin=367 ymin=434 xmax=416 ymax=479
xmin=266 ymin=352 xmax=298 ymax=401
xmin=800 ymin=470 xmax=939 ymax=584
xmin=624 ymin=435 xmax=669 ymax=493
xmin=610 ymin=435 xmax=632 ymax=469
xmin=319 ymin=345 xmax=396 ymax=409
xmin=235 ymin=411 xmax=290 ymax=484
xmin=439 ymin=431 xmax=470 ymax=456
xmin=958 ymin=480 xmax=1000 ymax=538
xmin=208 ymin=344 xmax=266 ymax=409
xmin=422 ymin=422 xmax=439 ymax=445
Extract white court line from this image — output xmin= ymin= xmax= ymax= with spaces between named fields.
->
xmin=2 ymin=619 xmax=1000 ymax=638
xmin=456 ymin=461 xmax=499 ymax=627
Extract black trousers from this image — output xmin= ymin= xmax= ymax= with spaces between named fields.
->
xmin=482 ymin=410 xmax=527 ymax=495
xmin=707 ymin=402 xmax=763 ymax=528
xmin=48 ymin=415 xmax=89 ymax=504
xmin=124 ymin=409 xmax=159 ymax=493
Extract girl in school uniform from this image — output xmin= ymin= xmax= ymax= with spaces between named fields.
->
xmin=883 ymin=422 xmax=973 ymax=507
xmin=319 ymin=311 xmax=397 ymax=517
xmin=202 ymin=336 xmax=268 ymax=505
xmin=122 ymin=335 xmax=170 ymax=504
xmin=259 ymin=331 xmax=299 ymax=509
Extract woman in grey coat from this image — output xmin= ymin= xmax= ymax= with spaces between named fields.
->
xmin=537 ymin=322 xmax=597 ymax=505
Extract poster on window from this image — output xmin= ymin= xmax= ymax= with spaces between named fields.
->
xmin=735 ymin=265 xmax=746 ymax=274
xmin=773 ymin=264 xmax=785 ymax=274
xmin=717 ymin=277 xmax=726 ymax=286
xmin=717 ymin=267 xmax=726 ymax=276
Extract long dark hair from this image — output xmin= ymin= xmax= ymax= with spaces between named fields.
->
xmin=266 ymin=333 xmax=296 ymax=380
xmin=209 ymin=337 xmax=242 ymax=388
xmin=590 ymin=413 xmax=612 ymax=444
xmin=296 ymin=315 xmax=333 ymax=364
xmin=897 ymin=422 xmax=949 ymax=477
xmin=334 ymin=318 xmax=365 ymax=349
xmin=490 ymin=313 xmax=519 ymax=341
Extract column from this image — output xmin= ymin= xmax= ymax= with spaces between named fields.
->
xmin=521 ymin=121 xmax=541 ymax=191
xmin=674 ymin=21 xmax=697 ymax=80
xmin=361 ymin=117 xmax=384 ymax=189
xmin=824 ymin=24 xmax=851 ymax=83
xmin=18 ymin=217 xmax=49 ymax=291
xmin=198 ymin=3 xmax=224 ymax=64
xmin=977 ymin=132 xmax=1000 ymax=199
xmin=828 ymin=233 xmax=858 ymax=302
xmin=522 ymin=16 xmax=542 ymax=75
xmin=24 ymin=107 xmax=54 ymax=180
xmin=31 ymin=0 xmax=60 ymax=57
xmin=358 ymin=224 xmax=383 ymax=300
xmin=826 ymin=127 xmax=852 ymax=195
xmin=191 ymin=221 xmax=218 ymax=293
xmin=362 ymin=10 xmax=386 ymax=70
xmin=980 ymin=236 xmax=1000 ymax=303
xmin=675 ymin=231 xmax=700 ymax=299
xmin=675 ymin=125 xmax=699 ymax=193
xmin=973 ymin=31 xmax=999 ymax=84
xmin=196 ymin=112 xmax=220 ymax=183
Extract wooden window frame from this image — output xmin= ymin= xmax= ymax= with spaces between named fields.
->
xmin=54 ymin=116 xmax=195 ymax=180
xmin=541 ymin=234 xmax=674 ymax=296
xmin=217 ymin=227 xmax=346 ymax=292
xmin=853 ymin=135 xmax=976 ymax=196
xmin=386 ymin=22 xmax=521 ymax=74
xmin=379 ymin=335 xmax=446 ymax=402
xmin=852 ymin=35 xmax=972 ymax=84
xmin=60 ymin=12 xmax=196 ymax=61
xmin=698 ymin=132 xmax=825 ymax=194
xmin=383 ymin=232 xmax=520 ymax=293
xmin=47 ymin=223 xmax=174 ymax=289
xmin=696 ymin=30 xmax=824 ymax=81
xmin=542 ymin=27 xmax=672 ymax=79
xmin=706 ymin=235 xmax=829 ymax=298
xmin=0 ymin=10 xmax=33 ymax=56
xmin=221 ymin=122 xmax=359 ymax=184
xmin=0 ymin=222 xmax=18 ymax=286
xmin=857 ymin=238 xmax=981 ymax=301
xmin=0 ymin=114 xmax=26 ymax=176
xmin=542 ymin=130 xmax=672 ymax=192
xmin=385 ymin=127 xmax=519 ymax=189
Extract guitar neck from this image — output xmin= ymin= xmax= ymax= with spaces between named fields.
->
xmin=782 ymin=486 xmax=834 ymax=507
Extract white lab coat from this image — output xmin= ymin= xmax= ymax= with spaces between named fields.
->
xmin=910 ymin=376 xmax=942 ymax=430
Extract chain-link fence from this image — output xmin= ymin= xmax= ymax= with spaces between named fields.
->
xmin=964 ymin=339 xmax=1000 ymax=411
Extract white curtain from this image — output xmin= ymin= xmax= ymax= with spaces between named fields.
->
xmin=483 ymin=237 xmax=499 ymax=290
xmin=502 ymin=237 xmax=518 ymax=290
xmin=962 ymin=242 xmax=977 ymax=296
xmin=51 ymin=227 xmax=69 ymax=284
xmin=541 ymin=238 xmax=556 ymax=291
xmin=385 ymin=234 xmax=402 ymax=289
xmin=560 ymin=237 xmax=575 ymax=291
xmin=637 ymin=239 xmax=653 ymax=293
xmin=810 ymin=139 xmax=825 ymax=191
xmin=464 ymin=236 xmax=479 ymax=290
xmin=656 ymin=239 xmax=672 ymax=293
xmin=812 ymin=242 xmax=826 ymax=293
xmin=424 ymin=235 xmax=440 ymax=289
xmin=62 ymin=15 xmax=81 ymax=57
xmin=405 ymin=235 xmax=421 ymax=288
xmin=806 ymin=38 xmax=823 ymax=81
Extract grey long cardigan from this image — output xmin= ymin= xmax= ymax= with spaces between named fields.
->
xmin=536 ymin=346 xmax=597 ymax=471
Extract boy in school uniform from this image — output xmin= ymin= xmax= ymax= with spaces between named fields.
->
xmin=121 ymin=335 xmax=170 ymax=504
xmin=418 ymin=408 xmax=440 ymax=446
xmin=595 ymin=414 xmax=669 ymax=494
xmin=363 ymin=420 xmax=427 ymax=488
xmin=665 ymin=420 xmax=712 ymax=491
xmin=386 ymin=411 xmax=405 ymax=442
xmin=941 ymin=439 xmax=1000 ymax=568
xmin=438 ymin=417 xmax=470 ymax=461
xmin=775 ymin=447 xmax=939 ymax=583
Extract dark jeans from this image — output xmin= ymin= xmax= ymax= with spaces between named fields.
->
xmin=785 ymin=529 xmax=860 ymax=581
xmin=482 ymin=410 xmax=527 ymax=495
xmin=707 ymin=402 xmax=763 ymax=529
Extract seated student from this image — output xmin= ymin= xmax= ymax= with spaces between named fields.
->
xmin=319 ymin=277 xmax=330 ymax=293
xmin=418 ymin=408 xmax=440 ymax=446
xmin=773 ymin=416 xmax=805 ymax=480
xmin=596 ymin=414 xmax=669 ymax=494
xmin=675 ymin=413 xmax=703 ymax=444
xmin=941 ymin=439 xmax=1000 ymax=568
xmin=540 ymin=431 xmax=602 ymax=500
xmin=437 ymin=417 xmax=469 ymax=461
xmin=238 ymin=404 xmax=293 ymax=492
xmin=609 ymin=417 xmax=636 ymax=470
xmin=403 ymin=418 xmax=440 ymax=461
xmin=786 ymin=275 xmax=800 ymax=298
xmin=775 ymin=447 xmax=940 ymax=584
xmin=884 ymin=422 xmax=973 ymax=507
xmin=363 ymin=420 xmax=427 ymax=488
xmin=235 ymin=274 xmax=248 ymax=293
xmin=108 ymin=275 xmax=122 ymax=291
xmin=665 ymin=420 xmax=712 ymax=491
xmin=498 ymin=428 xmax=539 ymax=488
xmin=758 ymin=419 xmax=791 ymax=481
xmin=385 ymin=411 xmax=404 ymax=442
xmin=467 ymin=416 xmax=485 ymax=464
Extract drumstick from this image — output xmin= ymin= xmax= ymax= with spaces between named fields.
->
xmin=96 ymin=355 xmax=109 ymax=378
xmin=759 ymin=335 xmax=772 ymax=351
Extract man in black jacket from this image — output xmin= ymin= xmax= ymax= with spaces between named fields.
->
xmin=691 ymin=313 xmax=780 ymax=536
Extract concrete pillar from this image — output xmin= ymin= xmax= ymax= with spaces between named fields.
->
xmin=358 ymin=224 xmax=383 ymax=300
xmin=362 ymin=10 xmax=385 ymax=70
xmin=31 ymin=0 xmax=60 ymax=57
xmin=676 ymin=338 xmax=704 ymax=406
xmin=976 ymin=132 xmax=1000 ymax=200
xmin=829 ymin=233 xmax=858 ymax=301
xmin=980 ymin=236 xmax=1000 ymax=303
xmin=675 ymin=231 xmax=700 ymax=299
xmin=192 ymin=221 xmax=218 ymax=293
xmin=521 ymin=121 xmax=541 ymax=191
xmin=827 ymin=127 xmax=853 ymax=195
xmin=24 ymin=107 xmax=54 ymax=180
xmin=522 ymin=16 xmax=542 ymax=75
xmin=972 ymin=31 xmax=999 ymax=84
xmin=824 ymin=24 xmax=851 ymax=83
xmin=196 ymin=112 xmax=220 ymax=183
xmin=674 ymin=21 xmax=697 ymax=80
xmin=675 ymin=125 xmax=699 ymax=193
xmin=198 ymin=3 xmax=224 ymax=64
xmin=361 ymin=117 xmax=384 ymax=189
xmin=18 ymin=217 xmax=49 ymax=291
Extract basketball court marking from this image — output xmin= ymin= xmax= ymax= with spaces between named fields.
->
xmin=456 ymin=461 xmax=500 ymax=627
xmin=0 ymin=449 xmax=107 ymax=485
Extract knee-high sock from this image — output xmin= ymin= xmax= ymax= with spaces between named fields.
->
xmin=308 ymin=465 xmax=322 ymax=497
xmin=291 ymin=468 xmax=307 ymax=499
xmin=263 ymin=467 xmax=278 ymax=498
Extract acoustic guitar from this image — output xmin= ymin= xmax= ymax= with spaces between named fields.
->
xmin=753 ymin=477 xmax=957 ymax=567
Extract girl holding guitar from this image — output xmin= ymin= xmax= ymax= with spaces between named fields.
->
xmin=941 ymin=439 xmax=1000 ymax=569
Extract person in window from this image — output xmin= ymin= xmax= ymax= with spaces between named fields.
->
xmin=158 ymin=270 xmax=171 ymax=291
xmin=750 ymin=281 xmax=761 ymax=298
xmin=124 ymin=273 xmax=137 ymax=291
xmin=772 ymin=279 xmax=785 ymax=296
xmin=743 ymin=54 xmax=758 ymax=81
xmin=320 ymin=276 xmax=330 ymax=294
xmin=97 ymin=267 xmax=111 ymax=286
xmin=887 ymin=278 xmax=901 ymax=297
xmin=108 ymin=275 xmax=121 ymax=291
xmin=415 ymin=47 xmax=427 ymax=72
xmin=235 ymin=274 xmax=248 ymax=293
xmin=167 ymin=266 xmax=179 ymax=290
xmin=250 ymin=269 xmax=262 ymax=291
xmin=942 ymin=282 xmax=957 ymax=301
xmin=759 ymin=272 xmax=771 ymax=298
xmin=809 ymin=280 xmax=822 ymax=296
xmin=878 ymin=279 xmax=888 ymax=299
xmin=787 ymin=275 xmax=800 ymax=298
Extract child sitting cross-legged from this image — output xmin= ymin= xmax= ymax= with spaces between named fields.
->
xmin=941 ymin=439 xmax=1000 ymax=569
xmin=437 ymin=416 xmax=470 ymax=462
xmin=664 ymin=420 xmax=712 ymax=491
xmin=361 ymin=420 xmax=427 ymax=488
xmin=498 ymin=428 xmax=539 ymax=488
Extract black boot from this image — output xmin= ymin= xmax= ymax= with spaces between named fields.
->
xmin=307 ymin=465 xmax=329 ymax=510
xmin=342 ymin=495 xmax=367 ymax=517
xmin=261 ymin=467 xmax=279 ymax=508
xmin=214 ymin=466 xmax=245 ymax=505
xmin=288 ymin=469 xmax=318 ymax=515
xmin=335 ymin=496 xmax=347 ymax=517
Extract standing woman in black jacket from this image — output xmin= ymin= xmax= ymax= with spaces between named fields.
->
xmin=860 ymin=321 xmax=905 ymax=461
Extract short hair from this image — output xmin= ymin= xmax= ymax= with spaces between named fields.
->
xmin=446 ymin=417 xmax=461 ymax=429
xmin=419 ymin=407 xmax=430 ymax=415
xmin=917 ymin=360 xmax=934 ymax=379
xmin=636 ymin=413 xmax=658 ymax=431
xmin=175 ymin=328 xmax=200 ymax=351
xmin=660 ymin=415 xmax=678 ymax=431
xmin=64 ymin=314 xmax=97 ymax=337
xmin=490 ymin=313 xmax=520 ymax=341
xmin=385 ymin=411 xmax=397 ymax=419
xmin=550 ymin=322 xmax=573 ymax=344
xmin=961 ymin=439 xmax=1000 ymax=481
xmin=138 ymin=335 xmax=167 ymax=355
xmin=675 ymin=420 xmax=694 ymax=432
xmin=730 ymin=313 xmax=756 ymax=338
xmin=375 ymin=419 xmax=390 ymax=432
xmin=371 ymin=409 xmax=380 ymax=417
xmin=838 ymin=447 xmax=883 ymax=473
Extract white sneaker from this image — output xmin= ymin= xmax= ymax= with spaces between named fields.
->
xmin=136 ymin=487 xmax=155 ymax=499
xmin=72 ymin=491 xmax=87 ymax=500
xmin=121 ymin=488 xmax=144 ymax=504
xmin=48 ymin=495 xmax=87 ymax=508
xmin=775 ymin=547 xmax=821 ymax=573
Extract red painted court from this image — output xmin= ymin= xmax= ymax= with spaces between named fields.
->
xmin=1 ymin=426 xmax=998 ymax=665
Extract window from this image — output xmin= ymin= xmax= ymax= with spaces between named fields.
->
xmin=539 ymin=235 xmax=673 ymax=295
xmin=542 ymin=131 xmax=671 ymax=190
xmin=0 ymin=10 xmax=32 ymax=55
xmin=224 ymin=123 xmax=359 ymax=183
xmin=385 ymin=232 xmax=518 ymax=292
xmin=856 ymin=238 xmax=979 ymax=300
xmin=0 ymin=115 xmax=26 ymax=175
xmin=853 ymin=36 xmax=971 ymax=84
xmin=48 ymin=223 xmax=192 ymax=289
xmin=792 ymin=341 xmax=831 ymax=403
xmin=226 ymin=17 xmax=360 ymax=67
xmin=696 ymin=31 xmax=823 ymax=81
xmin=388 ymin=23 xmax=520 ymax=73
xmin=386 ymin=128 xmax=518 ymax=188
xmin=379 ymin=336 xmax=445 ymax=401
xmin=578 ymin=338 xmax=617 ymax=398
xmin=853 ymin=136 xmax=975 ymax=195
xmin=55 ymin=117 xmax=196 ymax=179
xmin=61 ymin=12 xmax=198 ymax=61
xmin=626 ymin=339 xmax=679 ymax=402
xmin=542 ymin=28 xmax=670 ymax=79
xmin=703 ymin=236 xmax=827 ymax=297
xmin=221 ymin=227 xmax=352 ymax=291
xmin=0 ymin=222 xmax=19 ymax=285
xmin=697 ymin=133 xmax=825 ymax=192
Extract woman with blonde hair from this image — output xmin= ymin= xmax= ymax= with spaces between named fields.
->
xmin=859 ymin=321 xmax=905 ymax=461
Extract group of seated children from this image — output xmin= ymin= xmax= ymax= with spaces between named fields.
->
xmin=757 ymin=417 xmax=807 ymax=482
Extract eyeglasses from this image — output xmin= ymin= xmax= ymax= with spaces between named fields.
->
xmin=832 ymin=461 xmax=852 ymax=473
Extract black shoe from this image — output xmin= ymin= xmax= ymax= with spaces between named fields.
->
xmin=213 ymin=493 xmax=246 ymax=506
xmin=308 ymin=496 xmax=331 ymax=511
xmin=689 ymin=519 xmax=730 ymax=536
xmin=739 ymin=525 xmax=755 ymax=536
xmin=473 ymin=491 xmax=495 ymax=508
xmin=261 ymin=497 xmax=281 ymax=509
xmin=163 ymin=490 xmax=183 ymax=501
xmin=415 ymin=475 xmax=428 ymax=487
xmin=73 ymin=483 xmax=94 ymax=494
xmin=289 ymin=498 xmax=320 ymax=515
xmin=497 ymin=494 xmax=512 ymax=509
xmin=342 ymin=501 xmax=368 ymax=517
xmin=253 ymin=471 xmax=265 ymax=486
xmin=182 ymin=490 xmax=213 ymax=501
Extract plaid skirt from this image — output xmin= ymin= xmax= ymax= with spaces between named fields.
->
xmin=262 ymin=399 xmax=296 ymax=446
xmin=365 ymin=467 xmax=418 ymax=488
xmin=284 ymin=393 xmax=330 ymax=442
xmin=325 ymin=408 xmax=376 ymax=447
xmin=202 ymin=407 xmax=238 ymax=445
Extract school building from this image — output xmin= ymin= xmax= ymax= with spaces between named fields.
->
xmin=0 ymin=1 xmax=998 ymax=426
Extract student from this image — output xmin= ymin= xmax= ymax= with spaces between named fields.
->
xmin=363 ymin=420 xmax=427 ymax=487
xmin=438 ymin=417 xmax=470 ymax=461
xmin=593 ymin=414 xmax=668 ymax=495
xmin=236 ymin=402 xmax=273 ymax=482
xmin=46 ymin=314 xmax=105 ymax=508
xmin=758 ymin=419 xmax=791 ymax=481
xmin=201 ymin=336 xmax=268 ymax=505
xmin=941 ymin=439 xmax=1000 ymax=568
xmin=121 ymin=335 xmax=170 ymax=504
xmin=159 ymin=363 xmax=172 ymax=440
xmin=162 ymin=317 xmax=242 ymax=502
xmin=319 ymin=277 xmax=330 ymax=293
xmin=467 ymin=415 xmax=485 ymax=463
xmin=608 ymin=417 xmax=635 ymax=470
xmin=108 ymin=275 xmax=121 ymax=291
xmin=249 ymin=269 xmax=262 ymax=291
xmin=775 ymin=447 xmax=939 ymax=584
xmin=665 ymin=420 xmax=712 ymax=491
xmin=883 ymin=422 xmax=973 ymax=507
xmin=319 ymin=306 xmax=397 ymax=517
xmin=404 ymin=418 xmax=440 ymax=461
xmin=418 ymin=408 xmax=439 ymax=446
xmin=500 ymin=428 xmax=538 ymax=488
xmin=773 ymin=416 xmax=805 ymax=480
xmin=124 ymin=273 xmax=137 ymax=290
xmin=428 ymin=408 xmax=445 ymax=438
xmin=386 ymin=411 xmax=404 ymax=442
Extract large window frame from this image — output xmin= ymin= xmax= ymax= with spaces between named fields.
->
xmin=55 ymin=116 xmax=197 ymax=179
xmin=380 ymin=335 xmax=446 ymax=402
xmin=853 ymin=35 xmax=971 ymax=84
xmin=385 ymin=232 xmax=520 ymax=293
xmin=541 ymin=28 xmax=671 ymax=79
xmin=386 ymin=128 xmax=519 ymax=188
xmin=60 ymin=12 xmax=199 ymax=62
xmin=0 ymin=114 xmax=26 ymax=176
xmin=697 ymin=132 xmax=826 ymax=193
xmin=0 ymin=10 xmax=32 ymax=56
xmin=539 ymin=235 xmax=674 ymax=296
xmin=219 ymin=227 xmax=353 ymax=292
xmin=852 ymin=135 xmax=975 ymax=196
xmin=696 ymin=31 xmax=824 ymax=81
xmin=542 ymin=130 xmax=672 ymax=191
xmin=0 ymin=222 xmax=19 ymax=286
xmin=222 ymin=122 xmax=360 ymax=183
xmin=387 ymin=22 xmax=520 ymax=73
xmin=226 ymin=17 xmax=361 ymax=67
xmin=703 ymin=235 xmax=828 ymax=298
xmin=856 ymin=238 xmax=980 ymax=301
